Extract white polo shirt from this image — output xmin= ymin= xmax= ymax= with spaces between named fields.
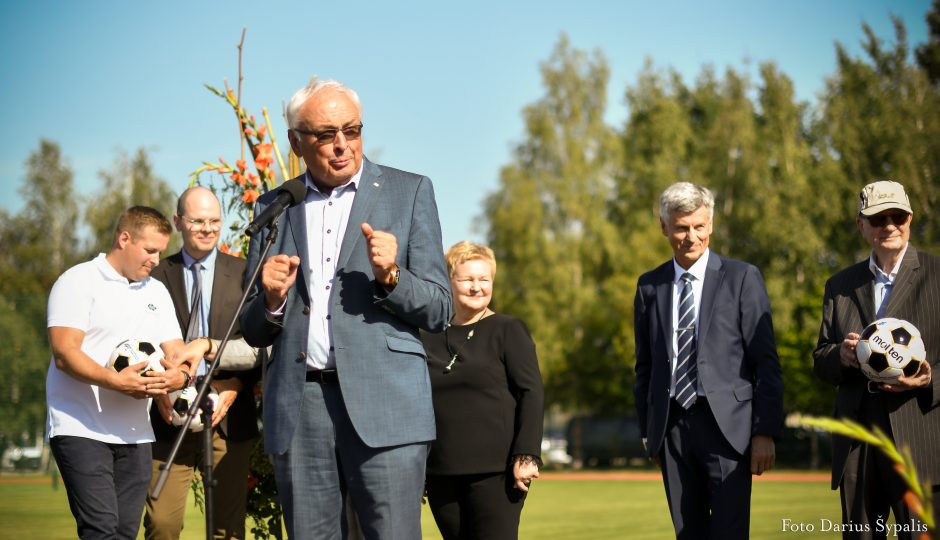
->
xmin=46 ymin=254 xmax=181 ymax=444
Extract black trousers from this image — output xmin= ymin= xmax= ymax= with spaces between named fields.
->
xmin=659 ymin=399 xmax=752 ymax=540
xmin=426 ymin=471 xmax=526 ymax=540
xmin=839 ymin=392 xmax=933 ymax=540
xmin=51 ymin=435 xmax=152 ymax=540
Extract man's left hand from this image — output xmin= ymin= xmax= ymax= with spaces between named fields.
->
xmin=209 ymin=378 xmax=241 ymax=427
xmin=361 ymin=223 xmax=399 ymax=286
xmin=881 ymin=360 xmax=932 ymax=392
xmin=751 ymin=435 xmax=776 ymax=475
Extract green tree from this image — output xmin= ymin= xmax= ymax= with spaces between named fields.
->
xmin=916 ymin=0 xmax=940 ymax=85
xmin=0 ymin=139 xmax=82 ymax=448
xmin=84 ymin=147 xmax=178 ymax=255
xmin=819 ymin=19 xmax=940 ymax=256
xmin=484 ymin=35 xmax=628 ymax=414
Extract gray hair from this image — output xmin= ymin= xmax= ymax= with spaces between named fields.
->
xmin=285 ymin=79 xmax=362 ymax=129
xmin=659 ymin=182 xmax=715 ymax=221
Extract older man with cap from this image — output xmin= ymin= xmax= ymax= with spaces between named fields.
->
xmin=814 ymin=180 xmax=940 ymax=536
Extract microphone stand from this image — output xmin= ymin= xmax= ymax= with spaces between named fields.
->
xmin=151 ymin=219 xmax=280 ymax=540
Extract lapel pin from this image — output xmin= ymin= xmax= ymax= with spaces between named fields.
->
xmin=373 ymin=182 xmax=380 ymax=187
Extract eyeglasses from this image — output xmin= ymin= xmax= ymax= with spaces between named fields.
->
xmin=865 ymin=213 xmax=910 ymax=228
xmin=182 ymin=217 xmax=223 ymax=231
xmin=293 ymin=124 xmax=364 ymax=145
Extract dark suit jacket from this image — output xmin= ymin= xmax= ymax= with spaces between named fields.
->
xmin=813 ymin=244 xmax=940 ymax=489
xmin=240 ymin=159 xmax=452 ymax=454
xmin=634 ymin=252 xmax=784 ymax=457
xmin=150 ymin=250 xmax=260 ymax=443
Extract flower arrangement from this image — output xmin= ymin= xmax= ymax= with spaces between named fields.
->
xmin=189 ymin=81 xmax=300 ymax=257
xmin=187 ymin=30 xmax=306 ymax=539
xmin=800 ymin=415 xmax=935 ymax=539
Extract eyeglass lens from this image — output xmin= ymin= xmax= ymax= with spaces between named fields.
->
xmin=866 ymin=213 xmax=909 ymax=227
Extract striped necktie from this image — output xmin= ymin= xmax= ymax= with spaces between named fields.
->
xmin=674 ymin=272 xmax=698 ymax=409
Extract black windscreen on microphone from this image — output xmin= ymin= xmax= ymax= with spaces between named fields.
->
xmin=244 ymin=179 xmax=308 ymax=237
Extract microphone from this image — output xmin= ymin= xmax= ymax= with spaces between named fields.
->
xmin=244 ymin=179 xmax=307 ymax=237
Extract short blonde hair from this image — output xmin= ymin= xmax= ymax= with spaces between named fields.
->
xmin=445 ymin=241 xmax=497 ymax=278
xmin=112 ymin=206 xmax=172 ymax=245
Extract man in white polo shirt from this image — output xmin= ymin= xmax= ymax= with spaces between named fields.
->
xmin=46 ymin=206 xmax=197 ymax=540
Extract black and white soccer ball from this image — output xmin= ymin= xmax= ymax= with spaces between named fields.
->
xmin=856 ymin=318 xmax=926 ymax=383
xmin=168 ymin=385 xmax=219 ymax=432
xmin=107 ymin=339 xmax=165 ymax=373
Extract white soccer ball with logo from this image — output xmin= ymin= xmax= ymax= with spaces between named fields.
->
xmin=107 ymin=339 xmax=165 ymax=374
xmin=168 ymin=385 xmax=220 ymax=432
xmin=856 ymin=318 xmax=926 ymax=383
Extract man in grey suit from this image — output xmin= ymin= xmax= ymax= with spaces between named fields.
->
xmin=239 ymin=80 xmax=451 ymax=539
xmin=634 ymin=182 xmax=784 ymax=539
xmin=814 ymin=180 xmax=939 ymax=536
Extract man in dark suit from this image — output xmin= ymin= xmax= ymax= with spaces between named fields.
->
xmin=239 ymin=80 xmax=451 ymax=539
xmin=145 ymin=186 xmax=261 ymax=540
xmin=814 ymin=180 xmax=939 ymax=536
xmin=634 ymin=181 xmax=784 ymax=539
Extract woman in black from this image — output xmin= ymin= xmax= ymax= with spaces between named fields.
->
xmin=421 ymin=241 xmax=544 ymax=540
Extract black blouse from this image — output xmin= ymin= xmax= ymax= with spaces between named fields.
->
xmin=421 ymin=313 xmax=544 ymax=475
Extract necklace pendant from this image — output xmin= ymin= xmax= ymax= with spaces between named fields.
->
xmin=444 ymin=354 xmax=457 ymax=373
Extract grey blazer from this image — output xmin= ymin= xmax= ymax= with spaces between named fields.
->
xmin=814 ymin=244 xmax=940 ymax=489
xmin=634 ymin=253 xmax=785 ymax=457
xmin=240 ymin=159 xmax=452 ymax=454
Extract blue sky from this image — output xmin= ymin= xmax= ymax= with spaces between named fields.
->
xmin=0 ymin=1 xmax=930 ymax=249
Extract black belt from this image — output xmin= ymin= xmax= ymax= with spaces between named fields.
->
xmin=305 ymin=369 xmax=339 ymax=384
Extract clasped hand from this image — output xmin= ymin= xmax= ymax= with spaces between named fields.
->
xmin=840 ymin=332 xmax=932 ymax=391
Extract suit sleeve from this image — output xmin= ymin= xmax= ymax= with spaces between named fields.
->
xmin=813 ymin=279 xmax=847 ymax=387
xmin=633 ymin=281 xmax=652 ymax=441
xmin=503 ymin=318 xmax=544 ymax=458
xmin=740 ymin=265 xmax=784 ymax=439
xmin=374 ymin=176 xmax=452 ymax=332
xmin=239 ymin=196 xmax=285 ymax=348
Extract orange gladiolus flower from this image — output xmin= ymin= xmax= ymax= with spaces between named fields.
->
xmin=242 ymin=189 xmax=260 ymax=203
xmin=236 ymin=159 xmax=248 ymax=171
xmin=254 ymin=143 xmax=274 ymax=170
xmin=231 ymin=172 xmax=246 ymax=186
xmin=903 ymin=490 xmax=925 ymax=517
xmin=257 ymin=125 xmax=267 ymax=140
xmin=248 ymin=172 xmax=260 ymax=186
xmin=219 ymin=243 xmax=231 ymax=254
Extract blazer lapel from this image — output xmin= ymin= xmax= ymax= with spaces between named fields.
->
xmin=163 ymin=253 xmax=189 ymax=334
xmin=655 ymin=265 xmax=674 ymax=361
xmin=287 ymin=184 xmax=312 ymax=307
xmin=883 ymin=244 xmax=921 ymax=319
xmin=854 ymin=265 xmax=876 ymax=327
xmin=697 ymin=253 xmax=723 ymax=343
xmin=338 ymin=159 xmax=382 ymax=271
xmin=209 ymin=253 xmax=235 ymax=336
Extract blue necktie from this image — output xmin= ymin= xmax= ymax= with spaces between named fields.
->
xmin=674 ymin=272 xmax=698 ymax=409
xmin=185 ymin=262 xmax=203 ymax=343
xmin=186 ymin=263 xmax=208 ymax=377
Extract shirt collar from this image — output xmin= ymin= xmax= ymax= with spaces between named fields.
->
xmin=868 ymin=242 xmax=908 ymax=282
xmin=96 ymin=252 xmax=146 ymax=288
xmin=672 ymin=249 xmax=710 ymax=284
xmin=304 ymin=163 xmax=363 ymax=197
xmin=182 ymin=247 xmax=218 ymax=271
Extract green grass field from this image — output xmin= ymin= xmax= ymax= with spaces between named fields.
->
xmin=0 ymin=473 xmax=843 ymax=539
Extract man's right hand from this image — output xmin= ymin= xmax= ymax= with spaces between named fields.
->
xmin=840 ymin=332 xmax=861 ymax=369
xmin=262 ymin=254 xmax=300 ymax=310
xmin=111 ymin=360 xmax=161 ymax=399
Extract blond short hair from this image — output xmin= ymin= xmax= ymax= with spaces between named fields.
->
xmin=445 ymin=241 xmax=497 ymax=278
xmin=112 ymin=206 xmax=172 ymax=245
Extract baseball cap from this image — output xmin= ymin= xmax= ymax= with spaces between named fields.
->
xmin=857 ymin=180 xmax=913 ymax=216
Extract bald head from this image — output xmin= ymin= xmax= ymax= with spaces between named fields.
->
xmin=174 ymin=186 xmax=223 ymax=259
